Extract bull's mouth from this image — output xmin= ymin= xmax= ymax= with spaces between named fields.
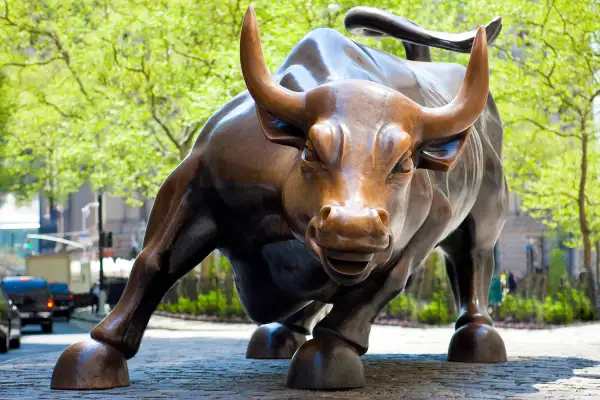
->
xmin=305 ymin=219 xmax=393 ymax=286
xmin=326 ymin=250 xmax=373 ymax=276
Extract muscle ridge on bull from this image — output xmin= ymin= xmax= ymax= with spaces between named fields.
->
xmin=51 ymin=5 xmax=508 ymax=391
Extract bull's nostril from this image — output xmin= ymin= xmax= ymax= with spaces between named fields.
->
xmin=376 ymin=209 xmax=390 ymax=227
xmin=320 ymin=206 xmax=332 ymax=222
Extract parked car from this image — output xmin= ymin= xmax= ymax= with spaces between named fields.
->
xmin=48 ymin=282 xmax=74 ymax=320
xmin=1 ymin=276 xmax=54 ymax=333
xmin=0 ymin=285 xmax=21 ymax=352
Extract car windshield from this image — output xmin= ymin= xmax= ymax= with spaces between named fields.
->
xmin=1 ymin=278 xmax=48 ymax=293
xmin=48 ymin=283 xmax=70 ymax=293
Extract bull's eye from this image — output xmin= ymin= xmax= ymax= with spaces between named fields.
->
xmin=391 ymin=155 xmax=414 ymax=174
xmin=302 ymin=141 xmax=321 ymax=163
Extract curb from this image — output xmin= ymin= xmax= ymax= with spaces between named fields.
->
xmin=71 ymin=310 xmax=600 ymax=331
xmin=71 ymin=311 xmax=255 ymax=332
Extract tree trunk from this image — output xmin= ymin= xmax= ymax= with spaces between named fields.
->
xmin=596 ymin=241 xmax=600 ymax=286
xmin=579 ymin=134 xmax=591 ymax=271
xmin=578 ymin=133 xmax=598 ymax=318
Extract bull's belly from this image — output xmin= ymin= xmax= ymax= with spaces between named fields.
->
xmin=220 ymin=240 xmax=334 ymax=323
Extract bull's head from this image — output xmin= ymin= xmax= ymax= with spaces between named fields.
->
xmin=240 ymin=7 xmax=489 ymax=286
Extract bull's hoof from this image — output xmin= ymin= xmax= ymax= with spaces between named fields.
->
xmin=246 ymin=322 xmax=306 ymax=359
xmin=287 ymin=336 xmax=365 ymax=390
xmin=447 ymin=323 xmax=507 ymax=363
xmin=51 ymin=339 xmax=130 ymax=390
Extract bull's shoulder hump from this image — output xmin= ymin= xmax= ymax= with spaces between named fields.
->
xmin=278 ymin=28 xmax=387 ymax=86
xmin=409 ymin=61 xmax=466 ymax=97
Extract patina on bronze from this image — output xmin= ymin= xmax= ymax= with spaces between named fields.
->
xmin=51 ymin=6 xmax=507 ymax=391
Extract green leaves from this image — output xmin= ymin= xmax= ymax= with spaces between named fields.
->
xmin=483 ymin=0 xmax=600 ymax=259
xmin=0 ymin=0 xmax=468 ymax=204
xmin=1 ymin=0 xmax=598 ymax=267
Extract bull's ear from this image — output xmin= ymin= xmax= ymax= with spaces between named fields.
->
xmin=256 ymin=106 xmax=306 ymax=149
xmin=416 ymin=129 xmax=470 ymax=172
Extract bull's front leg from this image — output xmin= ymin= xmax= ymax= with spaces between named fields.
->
xmin=286 ymin=189 xmax=451 ymax=390
xmin=441 ymin=216 xmax=507 ymax=363
xmin=246 ymin=301 xmax=330 ymax=359
xmin=51 ymin=154 xmax=218 ymax=390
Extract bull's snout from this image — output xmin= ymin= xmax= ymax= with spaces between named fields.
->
xmin=305 ymin=205 xmax=392 ymax=286
xmin=316 ymin=205 xmax=390 ymax=252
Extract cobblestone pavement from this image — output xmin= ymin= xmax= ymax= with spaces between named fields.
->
xmin=1 ymin=318 xmax=600 ymax=399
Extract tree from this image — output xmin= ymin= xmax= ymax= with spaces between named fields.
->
xmin=0 ymin=72 xmax=13 ymax=193
xmin=486 ymin=1 xmax=599 ymax=269
xmin=0 ymin=0 xmax=470 ymax=205
xmin=466 ymin=0 xmax=599 ymax=310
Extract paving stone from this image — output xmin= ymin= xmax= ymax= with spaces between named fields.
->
xmin=0 ymin=320 xmax=599 ymax=399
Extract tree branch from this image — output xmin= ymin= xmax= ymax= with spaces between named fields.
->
xmin=150 ymin=93 xmax=178 ymax=149
xmin=171 ymin=46 xmax=213 ymax=67
xmin=0 ymin=2 xmax=91 ymax=101
xmin=39 ymin=93 xmax=82 ymax=119
xmin=514 ymin=117 xmax=582 ymax=139
xmin=0 ymin=56 xmax=61 ymax=69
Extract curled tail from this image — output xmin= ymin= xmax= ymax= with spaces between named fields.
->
xmin=344 ymin=6 xmax=502 ymax=62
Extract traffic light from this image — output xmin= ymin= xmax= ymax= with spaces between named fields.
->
xmin=24 ymin=239 xmax=32 ymax=250
xmin=107 ymin=232 xmax=113 ymax=247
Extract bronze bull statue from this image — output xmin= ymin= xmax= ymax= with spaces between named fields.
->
xmin=52 ymin=6 xmax=508 ymax=391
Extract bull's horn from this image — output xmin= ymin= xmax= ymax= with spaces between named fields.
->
xmin=240 ymin=7 xmax=306 ymax=126
xmin=419 ymin=26 xmax=489 ymax=139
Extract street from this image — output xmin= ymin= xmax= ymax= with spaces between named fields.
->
xmin=0 ymin=320 xmax=90 ymax=363
xmin=0 ymin=316 xmax=599 ymax=399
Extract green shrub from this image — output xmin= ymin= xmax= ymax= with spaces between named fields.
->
xmin=496 ymin=295 xmax=543 ymax=323
xmin=387 ymin=293 xmax=418 ymax=320
xmin=176 ymin=297 xmax=198 ymax=314
xmin=516 ymin=298 xmax=544 ymax=323
xmin=547 ymin=248 xmax=568 ymax=296
xmin=417 ymin=292 xmax=455 ymax=324
xmin=558 ymin=289 xmax=593 ymax=321
xmin=497 ymin=294 xmax=519 ymax=320
xmin=543 ymin=296 xmax=574 ymax=324
xmin=167 ymin=303 xmax=178 ymax=313
xmin=226 ymin=290 xmax=247 ymax=318
xmin=197 ymin=290 xmax=227 ymax=315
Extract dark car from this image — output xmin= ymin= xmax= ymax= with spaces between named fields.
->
xmin=48 ymin=282 xmax=74 ymax=320
xmin=1 ymin=276 xmax=54 ymax=333
xmin=0 ymin=285 xmax=21 ymax=352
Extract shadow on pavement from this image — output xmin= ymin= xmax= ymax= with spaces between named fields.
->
xmin=1 ymin=336 xmax=598 ymax=399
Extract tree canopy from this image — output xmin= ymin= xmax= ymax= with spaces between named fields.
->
xmin=1 ymin=0 xmax=599 ymax=266
xmin=471 ymin=0 xmax=600 ymax=271
xmin=0 ymin=0 xmax=469 ymax=204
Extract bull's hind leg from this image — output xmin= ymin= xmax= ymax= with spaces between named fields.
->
xmin=440 ymin=165 xmax=509 ymax=364
xmin=51 ymin=154 xmax=218 ymax=390
xmin=441 ymin=215 xmax=507 ymax=363
xmin=246 ymin=301 xmax=330 ymax=359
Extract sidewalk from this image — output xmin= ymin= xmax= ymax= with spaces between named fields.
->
xmin=72 ymin=309 xmax=256 ymax=332
xmin=2 ymin=312 xmax=599 ymax=399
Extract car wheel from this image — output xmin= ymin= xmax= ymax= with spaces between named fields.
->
xmin=0 ymin=334 xmax=8 ymax=353
xmin=42 ymin=322 xmax=53 ymax=334
xmin=9 ymin=337 xmax=20 ymax=349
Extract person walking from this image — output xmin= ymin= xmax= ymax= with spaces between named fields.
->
xmin=508 ymin=272 xmax=517 ymax=294
xmin=90 ymin=282 xmax=100 ymax=314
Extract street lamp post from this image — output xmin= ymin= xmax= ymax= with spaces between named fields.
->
xmin=81 ymin=198 xmax=106 ymax=314
xmin=97 ymin=193 xmax=106 ymax=314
